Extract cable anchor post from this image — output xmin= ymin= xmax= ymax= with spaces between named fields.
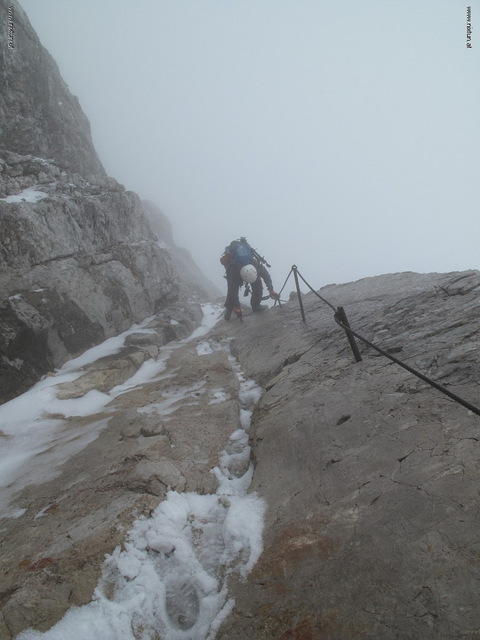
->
xmin=335 ymin=306 xmax=362 ymax=363
xmin=292 ymin=265 xmax=306 ymax=323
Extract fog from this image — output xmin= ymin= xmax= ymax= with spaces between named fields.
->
xmin=22 ymin=0 xmax=480 ymax=295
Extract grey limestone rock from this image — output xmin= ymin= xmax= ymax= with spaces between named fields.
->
xmin=0 ymin=3 xmax=216 ymax=403
xmin=217 ymin=269 xmax=480 ymax=640
xmin=0 ymin=1 xmax=105 ymax=180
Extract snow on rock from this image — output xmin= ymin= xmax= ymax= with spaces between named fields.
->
xmin=0 ymin=323 xmax=145 ymax=515
xmin=34 ymin=503 xmax=57 ymax=520
xmin=18 ymin=493 xmax=263 ymax=640
xmin=196 ymin=340 xmax=214 ymax=356
xmin=3 ymin=507 xmax=26 ymax=519
xmin=238 ymin=379 xmax=263 ymax=406
xmin=0 ymin=305 xmax=220 ymax=517
xmin=16 ymin=321 xmax=266 ymax=640
xmin=208 ymin=389 xmax=231 ymax=405
xmin=138 ymin=381 xmax=206 ymax=417
xmin=0 ymin=187 xmax=49 ymax=203
xmin=61 ymin=317 xmax=156 ymax=371
xmin=108 ymin=357 xmax=169 ymax=397
xmin=188 ymin=305 xmax=223 ymax=341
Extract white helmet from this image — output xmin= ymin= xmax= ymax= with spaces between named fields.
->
xmin=240 ymin=264 xmax=258 ymax=283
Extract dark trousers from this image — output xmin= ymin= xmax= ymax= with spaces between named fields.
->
xmin=225 ymin=264 xmax=242 ymax=311
xmin=225 ymin=264 xmax=264 ymax=311
xmin=250 ymin=277 xmax=263 ymax=310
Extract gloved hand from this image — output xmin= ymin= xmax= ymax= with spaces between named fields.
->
xmin=269 ymin=290 xmax=279 ymax=300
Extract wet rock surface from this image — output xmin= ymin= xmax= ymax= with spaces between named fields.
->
xmin=216 ymin=269 xmax=480 ymax=640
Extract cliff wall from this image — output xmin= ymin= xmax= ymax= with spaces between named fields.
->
xmin=0 ymin=1 xmax=216 ymax=402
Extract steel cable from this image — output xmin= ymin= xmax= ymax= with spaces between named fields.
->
xmin=277 ymin=265 xmax=480 ymax=418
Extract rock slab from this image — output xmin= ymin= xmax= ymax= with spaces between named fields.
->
xmin=217 ymin=270 xmax=480 ymax=640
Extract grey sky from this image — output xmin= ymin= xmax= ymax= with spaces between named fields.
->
xmin=22 ymin=0 xmax=480 ymax=294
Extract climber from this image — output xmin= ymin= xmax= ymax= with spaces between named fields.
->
xmin=220 ymin=237 xmax=279 ymax=320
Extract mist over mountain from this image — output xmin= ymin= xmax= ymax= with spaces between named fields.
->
xmin=1 ymin=2 xmax=479 ymax=640
xmin=0 ymin=0 xmax=217 ymax=403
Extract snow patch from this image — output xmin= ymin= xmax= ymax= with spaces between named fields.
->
xmin=0 ymin=187 xmax=48 ymax=203
xmin=196 ymin=341 xmax=213 ymax=356
xmin=34 ymin=503 xmax=55 ymax=520
xmin=18 ymin=493 xmax=265 ymax=640
xmin=188 ymin=305 xmax=223 ymax=342
xmin=208 ymin=389 xmax=230 ymax=405
xmin=0 ymin=416 xmax=110 ymax=517
xmin=240 ymin=408 xmax=252 ymax=430
xmin=138 ymin=381 xmax=206 ymax=417
xmin=61 ymin=318 xmax=156 ymax=372
xmin=109 ymin=358 xmax=169 ymax=397
xmin=3 ymin=507 xmax=26 ymax=519
xmin=31 ymin=156 xmax=53 ymax=166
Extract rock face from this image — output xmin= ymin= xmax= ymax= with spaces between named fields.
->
xmin=0 ymin=0 xmax=104 ymax=180
xmin=215 ymin=269 xmax=480 ymax=639
xmin=0 ymin=2 xmax=216 ymax=403
xmin=0 ymin=151 xmax=179 ymax=402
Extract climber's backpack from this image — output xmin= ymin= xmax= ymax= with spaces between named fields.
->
xmin=225 ymin=240 xmax=254 ymax=266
